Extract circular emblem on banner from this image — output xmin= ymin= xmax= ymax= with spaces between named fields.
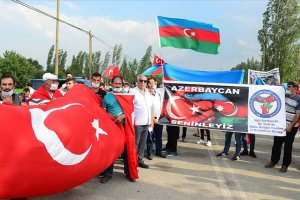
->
xmin=249 ymin=90 xmax=281 ymax=118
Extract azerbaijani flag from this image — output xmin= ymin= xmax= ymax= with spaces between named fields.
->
xmin=157 ymin=16 xmax=220 ymax=54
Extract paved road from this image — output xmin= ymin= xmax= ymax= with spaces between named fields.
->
xmin=27 ymin=129 xmax=300 ymax=200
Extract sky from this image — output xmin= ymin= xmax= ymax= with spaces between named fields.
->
xmin=0 ymin=0 xmax=268 ymax=71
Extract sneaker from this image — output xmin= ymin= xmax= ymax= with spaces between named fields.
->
xmin=124 ymin=174 xmax=136 ymax=182
xmin=100 ymin=175 xmax=112 ymax=183
xmin=206 ymin=141 xmax=212 ymax=146
xmin=139 ymin=162 xmax=149 ymax=169
xmin=146 ymin=155 xmax=153 ymax=160
xmin=196 ymin=139 xmax=205 ymax=144
xmin=279 ymin=165 xmax=288 ymax=173
xmin=265 ymin=161 xmax=275 ymax=168
xmin=166 ymin=151 xmax=178 ymax=156
xmin=216 ymin=152 xmax=229 ymax=157
xmin=249 ymin=151 xmax=257 ymax=158
xmin=232 ymin=155 xmax=240 ymax=161
xmin=155 ymin=153 xmax=167 ymax=158
xmin=240 ymin=150 xmax=249 ymax=156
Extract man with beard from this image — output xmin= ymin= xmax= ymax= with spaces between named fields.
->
xmin=0 ymin=74 xmax=20 ymax=106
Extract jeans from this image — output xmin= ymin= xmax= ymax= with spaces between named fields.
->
xmin=102 ymin=145 xmax=129 ymax=177
xmin=135 ymin=125 xmax=149 ymax=163
xmin=271 ymin=127 xmax=298 ymax=166
xmin=146 ymin=130 xmax=154 ymax=156
xmin=223 ymin=132 xmax=243 ymax=156
xmin=154 ymin=124 xmax=163 ymax=154
xmin=242 ymin=133 xmax=255 ymax=152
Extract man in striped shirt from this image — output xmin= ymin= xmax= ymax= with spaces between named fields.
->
xmin=265 ymin=81 xmax=300 ymax=173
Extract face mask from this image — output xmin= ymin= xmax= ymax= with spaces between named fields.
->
xmin=50 ymin=83 xmax=58 ymax=91
xmin=24 ymin=97 xmax=29 ymax=101
xmin=1 ymin=90 xmax=13 ymax=97
xmin=153 ymin=85 xmax=157 ymax=89
xmin=285 ymin=90 xmax=291 ymax=95
xmin=91 ymin=82 xmax=100 ymax=88
xmin=123 ymin=88 xmax=129 ymax=92
xmin=113 ymin=87 xmax=122 ymax=93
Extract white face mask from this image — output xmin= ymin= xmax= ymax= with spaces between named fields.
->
xmin=285 ymin=90 xmax=292 ymax=95
xmin=152 ymin=85 xmax=157 ymax=89
xmin=123 ymin=88 xmax=129 ymax=92
xmin=91 ymin=82 xmax=100 ymax=88
xmin=113 ymin=87 xmax=122 ymax=93
xmin=1 ymin=90 xmax=13 ymax=97
xmin=50 ymin=83 xmax=58 ymax=91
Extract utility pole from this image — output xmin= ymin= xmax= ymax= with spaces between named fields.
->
xmin=89 ymin=31 xmax=92 ymax=79
xmin=54 ymin=0 xmax=60 ymax=76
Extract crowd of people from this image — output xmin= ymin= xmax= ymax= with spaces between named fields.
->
xmin=0 ymin=72 xmax=299 ymax=188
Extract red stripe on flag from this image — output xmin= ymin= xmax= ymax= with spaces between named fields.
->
xmin=151 ymin=67 xmax=163 ymax=75
xmin=159 ymin=26 xmax=220 ymax=43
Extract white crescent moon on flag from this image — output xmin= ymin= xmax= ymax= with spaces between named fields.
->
xmin=155 ymin=58 xmax=161 ymax=63
xmin=29 ymin=103 xmax=92 ymax=166
xmin=183 ymin=28 xmax=196 ymax=37
xmin=108 ymin=69 xmax=113 ymax=76
xmin=166 ymin=96 xmax=187 ymax=120
xmin=223 ymin=102 xmax=238 ymax=117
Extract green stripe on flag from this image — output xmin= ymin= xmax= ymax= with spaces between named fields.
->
xmin=160 ymin=36 xmax=219 ymax=54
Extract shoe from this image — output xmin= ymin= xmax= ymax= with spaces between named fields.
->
xmin=232 ymin=155 xmax=240 ymax=161
xmin=206 ymin=141 xmax=212 ymax=146
xmin=100 ymin=175 xmax=112 ymax=183
xmin=196 ymin=139 xmax=205 ymax=144
xmin=265 ymin=161 xmax=276 ymax=168
xmin=216 ymin=152 xmax=229 ymax=157
xmin=155 ymin=153 xmax=166 ymax=158
xmin=146 ymin=155 xmax=153 ymax=160
xmin=240 ymin=150 xmax=249 ymax=156
xmin=161 ymin=147 xmax=169 ymax=153
xmin=279 ymin=165 xmax=288 ymax=173
xmin=139 ymin=162 xmax=149 ymax=169
xmin=181 ymin=138 xmax=186 ymax=142
xmin=166 ymin=151 xmax=178 ymax=156
xmin=124 ymin=174 xmax=136 ymax=182
xmin=249 ymin=151 xmax=257 ymax=158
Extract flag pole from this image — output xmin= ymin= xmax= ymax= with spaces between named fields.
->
xmin=155 ymin=15 xmax=165 ymax=81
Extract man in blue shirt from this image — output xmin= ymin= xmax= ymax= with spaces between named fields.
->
xmin=100 ymin=76 xmax=134 ymax=183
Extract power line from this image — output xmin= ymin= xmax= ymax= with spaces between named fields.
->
xmin=11 ymin=0 xmax=135 ymax=61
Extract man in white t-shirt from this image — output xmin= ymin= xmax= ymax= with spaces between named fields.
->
xmin=130 ymin=75 xmax=153 ymax=169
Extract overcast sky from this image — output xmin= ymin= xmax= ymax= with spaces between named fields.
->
xmin=0 ymin=0 xmax=268 ymax=71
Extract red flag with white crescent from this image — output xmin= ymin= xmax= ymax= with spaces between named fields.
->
xmin=153 ymin=55 xmax=165 ymax=65
xmin=102 ymin=65 xmax=121 ymax=78
xmin=0 ymin=84 xmax=124 ymax=198
xmin=115 ymin=94 xmax=138 ymax=180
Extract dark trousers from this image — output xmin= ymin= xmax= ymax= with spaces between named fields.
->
xmin=146 ymin=124 xmax=164 ymax=155
xmin=271 ymin=127 xmax=298 ymax=166
xmin=182 ymin=127 xmax=187 ymax=139
xmin=102 ymin=145 xmax=129 ymax=176
xmin=242 ymin=133 xmax=255 ymax=152
xmin=200 ymin=129 xmax=211 ymax=141
xmin=165 ymin=126 xmax=179 ymax=152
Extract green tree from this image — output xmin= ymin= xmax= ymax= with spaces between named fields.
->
xmin=231 ymin=58 xmax=262 ymax=83
xmin=258 ymin=0 xmax=300 ymax=82
xmin=46 ymin=45 xmax=54 ymax=72
xmin=137 ymin=46 xmax=152 ymax=75
xmin=27 ymin=58 xmax=44 ymax=78
xmin=112 ymin=44 xmax=122 ymax=66
xmin=0 ymin=50 xmax=35 ymax=87
xmin=99 ymin=52 xmax=111 ymax=74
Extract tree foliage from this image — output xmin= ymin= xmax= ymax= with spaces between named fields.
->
xmin=231 ymin=58 xmax=262 ymax=83
xmin=258 ymin=0 xmax=300 ymax=82
xmin=0 ymin=51 xmax=35 ymax=88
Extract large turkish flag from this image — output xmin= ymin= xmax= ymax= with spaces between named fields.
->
xmin=0 ymin=84 xmax=124 ymax=198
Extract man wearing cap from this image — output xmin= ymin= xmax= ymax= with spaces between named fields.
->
xmin=27 ymin=73 xmax=63 ymax=105
xmin=265 ymin=81 xmax=300 ymax=173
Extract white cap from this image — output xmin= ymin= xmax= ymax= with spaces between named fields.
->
xmin=43 ymin=73 xmax=58 ymax=81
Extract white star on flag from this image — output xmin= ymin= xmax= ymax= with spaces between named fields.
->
xmin=216 ymin=105 xmax=224 ymax=112
xmin=92 ymin=119 xmax=108 ymax=140
xmin=189 ymin=104 xmax=200 ymax=114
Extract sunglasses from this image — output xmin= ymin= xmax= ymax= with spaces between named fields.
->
xmin=139 ymin=80 xmax=147 ymax=83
